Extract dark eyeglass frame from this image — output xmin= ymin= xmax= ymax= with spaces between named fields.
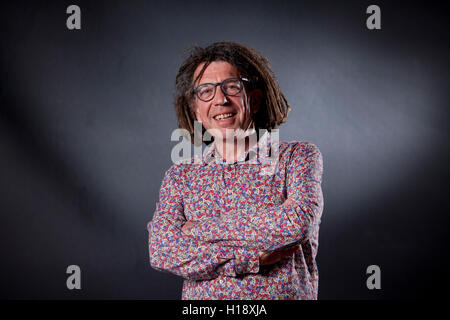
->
xmin=193 ymin=77 xmax=249 ymax=102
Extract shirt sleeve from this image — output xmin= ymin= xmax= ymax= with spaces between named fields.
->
xmin=186 ymin=142 xmax=324 ymax=251
xmin=148 ymin=165 xmax=260 ymax=281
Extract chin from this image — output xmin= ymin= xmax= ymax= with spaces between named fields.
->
xmin=208 ymin=128 xmax=238 ymax=142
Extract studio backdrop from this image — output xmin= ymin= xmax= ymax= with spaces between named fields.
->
xmin=0 ymin=0 xmax=449 ymax=299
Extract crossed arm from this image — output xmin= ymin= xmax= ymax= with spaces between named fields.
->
xmin=148 ymin=172 xmax=261 ymax=281
xmin=148 ymin=142 xmax=323 ymax=281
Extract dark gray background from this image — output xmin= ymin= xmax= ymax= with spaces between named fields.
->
xmin=1 ymin=0 xmax=449 ymax=299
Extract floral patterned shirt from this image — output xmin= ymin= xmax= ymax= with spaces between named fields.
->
xmin=148 ymin=131 xmax=324 ymax=299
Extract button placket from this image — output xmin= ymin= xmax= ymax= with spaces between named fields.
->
xmin=222 ymin=164 xmax=231 ymax=186
xmin=221 ymin=164 xmax=234 ymax=212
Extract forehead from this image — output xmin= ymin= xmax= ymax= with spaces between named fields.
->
xmin=194 ymin=61 xmax=240 ymax=85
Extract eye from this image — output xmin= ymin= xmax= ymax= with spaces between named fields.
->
xmin=224 ymin=81 xmax=241 ymax=93
xmin=199 ymin=87 xmax=212 ymax=95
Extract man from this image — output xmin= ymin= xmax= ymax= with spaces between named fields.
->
xmin=148 ymin=42 xmax=324 ymax=299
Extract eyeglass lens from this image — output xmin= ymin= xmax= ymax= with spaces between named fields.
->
xmin=196 ymin=78 xmax=243 ymax=101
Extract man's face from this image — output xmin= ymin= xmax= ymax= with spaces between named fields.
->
xmin=192 ymin=61 xmax=259 ymax=141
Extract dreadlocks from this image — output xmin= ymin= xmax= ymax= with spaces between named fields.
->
xmin=174 ymin=41 xmax=291 ymax=143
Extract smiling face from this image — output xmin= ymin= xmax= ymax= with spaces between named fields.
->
xmin=192 ymin=61 xmax=260 ymax=142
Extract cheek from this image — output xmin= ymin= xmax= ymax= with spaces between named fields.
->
xmin=236 ymin=99 xmax=250 ymax=118
xmin=195 ymin=104 xmax=210 ymax=121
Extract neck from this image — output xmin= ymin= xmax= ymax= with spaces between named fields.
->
xmin=214 ymin=131 xmax=258 ymax=163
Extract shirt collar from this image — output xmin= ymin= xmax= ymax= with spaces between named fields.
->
xmin=202 ymin=130 xmax=274 ymax=166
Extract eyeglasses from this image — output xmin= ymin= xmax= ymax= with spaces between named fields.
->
xmin=193 ymin=77 xmax=249 ymax=102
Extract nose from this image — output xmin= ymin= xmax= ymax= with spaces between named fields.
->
xmin=213 ymin=86 xmax=228 ymax=105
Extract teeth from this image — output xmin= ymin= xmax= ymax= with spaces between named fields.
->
xmin=214 ymin=113 xmax=234 ymax=120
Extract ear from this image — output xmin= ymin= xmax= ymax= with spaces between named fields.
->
xmin=248 ymin=89 xmax=263 ymax=114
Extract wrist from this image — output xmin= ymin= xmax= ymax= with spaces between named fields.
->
xmin=234 ymin=247 xmax=260 ymax=275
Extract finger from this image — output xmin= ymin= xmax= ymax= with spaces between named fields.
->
xmin=182 ymin=221 xmax=194 ymax=234
xmin=283 ymin=198 xmax=294 ymax=206
xmin=283 ymin=247 xmax=297 ymax=258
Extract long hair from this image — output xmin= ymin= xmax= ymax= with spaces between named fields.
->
xmin=174 ymin=41 xmax=291 ymax=144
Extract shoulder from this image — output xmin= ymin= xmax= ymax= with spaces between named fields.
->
xmin=279 ymin=141 xmax=322 ymax=161
xmin=162 ymin=156 xmax=203 ymax=183
xmin=280 ymin=141 xmax=323 ymax=178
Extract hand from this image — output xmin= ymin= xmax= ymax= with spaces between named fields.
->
xmin=181 ymin=220 xmax=196 ymax=235
xmin=258 ymin=245 xmax=299 ymax=266
xmin=283 ymin=197 xmax=294 ymax=206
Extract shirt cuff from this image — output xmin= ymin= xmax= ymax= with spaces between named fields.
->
xmin=233 ymin=247 xmax=260 ymax=275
